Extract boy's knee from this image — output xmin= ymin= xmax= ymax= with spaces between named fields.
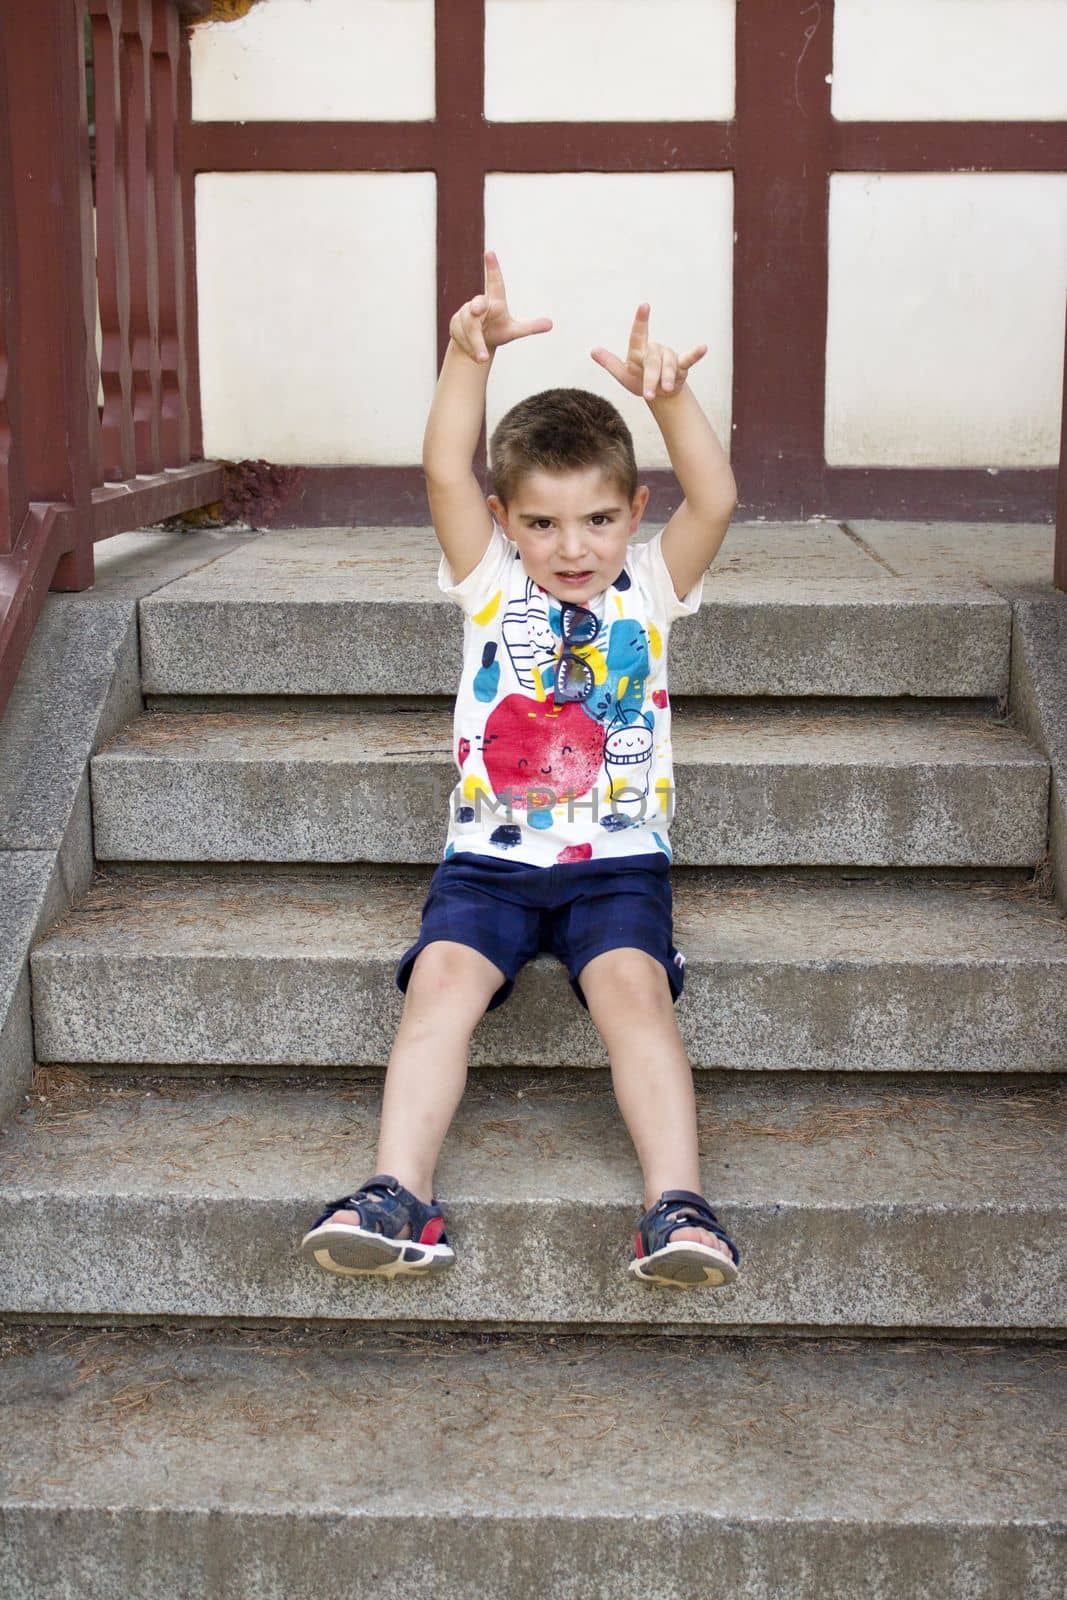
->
xmin=405 ymin=940 xmax=505 ymax=1015
xmin=579 ymin=947 xmax=672 ymax=1018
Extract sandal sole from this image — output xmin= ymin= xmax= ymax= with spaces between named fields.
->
xmin=301 ymin=1222 xmax=455 ymax=1278
xmin=629 ymin=1241 xmax=739 ymax=1288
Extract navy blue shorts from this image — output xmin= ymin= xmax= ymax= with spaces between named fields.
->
xmin=396 ymin=850 xmax=685 ymax=1014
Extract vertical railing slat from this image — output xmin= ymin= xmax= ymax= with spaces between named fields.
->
xmin=151 ymin=0 xmax=190 ymax=465
xmin=177 ymin=9 xmax=205 ymax=460
xmin=122 ymin=0 xmax=164 ymax=474
xmin=91 ymin=0 xmax=136 ymax=482
xmin=78 ymin=0 xmax=103 ymax=491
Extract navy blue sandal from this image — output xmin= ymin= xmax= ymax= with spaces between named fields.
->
xmin=301 ymin=1173 xmax=455 ymax=1278
xmin=629 ymin=1188 xmax=740 ymax=1288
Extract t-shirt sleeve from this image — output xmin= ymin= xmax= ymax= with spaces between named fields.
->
xmin=437 ymin=520 xmax=516 ymax=615
xmin=629 ymin=526 xmax=706 ymax=624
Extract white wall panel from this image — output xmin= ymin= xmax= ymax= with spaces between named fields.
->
xmin=833 ymin=0 xmax=1067 ymax=120
xmin=825 ymin=173 xmax=1067 ymax=467
xmin=196 ymin=173 xmax=437 ymax=464
xmin=483 ymin=174 xmax=732 ymax=469
xmin=191 ymin=0 xmax=434 ymax=122
xmin=485 ymin=0 xmax=735 ymax=121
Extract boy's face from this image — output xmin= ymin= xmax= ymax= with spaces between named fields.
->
xmin=487 ymin=466 xmax=650 ymax=607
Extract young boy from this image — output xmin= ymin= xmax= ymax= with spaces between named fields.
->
xmin=303 ymin=252 xmax=740 ymax=1288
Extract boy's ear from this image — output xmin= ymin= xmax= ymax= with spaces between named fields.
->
xmin=487 ymin=493 xmax=507 ymax=529
xmin=629 ymin=485 xmax=651 ymax=530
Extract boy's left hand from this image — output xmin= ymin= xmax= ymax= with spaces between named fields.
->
xmin=591 ymin=303 xmax=707 ymax=402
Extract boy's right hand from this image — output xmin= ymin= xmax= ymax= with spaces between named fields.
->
xmin=449 ymin=250 xmax=553 ymax=363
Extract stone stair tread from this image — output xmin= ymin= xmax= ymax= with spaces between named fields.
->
xmin=34 ymin=866 xmax=1067 ymax=961
xmin=30 ymin=871 xmax=1067 ymax=1072
xmin=137 ymin=525 xmax=1021 ymax=700
xmin=93 ymin=703 xmax=1045 ymax=767
xmin=4 ymin=1072 xmax=1063 ymax=1204
xmin=88 ymin=702 xmax=1050 ymax=866
xmin=137 ymin=522 xmax=1013 ymax=601
xmin=850 ymin=520 xmax=1059 ymax=590
xmin=0 ymin=1328 xmax=1061 ymax=1557
xmin=1 ymin=1075 xmax=1062 ymax=1326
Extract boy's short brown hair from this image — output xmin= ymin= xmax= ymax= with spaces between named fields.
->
xmin=489 ymin=388 xmax=638 ymax=506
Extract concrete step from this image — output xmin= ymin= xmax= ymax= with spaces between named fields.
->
xmin=29 ymin=868 xmax=1067 ymax=1072
xmin=0 ymin=1326 xmax=1061 ymax=1599
xmin=1 ymin=1073 xmax=1062 ymax=1329
xmin=88 ymin=705 xmax=1050 ymax=866
xmin=137 ymin=524 xmax=1013 ymax=700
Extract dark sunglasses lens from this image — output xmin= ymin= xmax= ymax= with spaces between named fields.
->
xmin=556 ymin=654 xmax=594 ymax=700
xmin=561 ymin=604 xmax=599 ymax=644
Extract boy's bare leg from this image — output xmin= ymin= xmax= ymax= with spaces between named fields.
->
xmin=328 ymin=941 xmax=504 ymax=1236
xmin=578 ymin=947 xmax=732 ymax=1259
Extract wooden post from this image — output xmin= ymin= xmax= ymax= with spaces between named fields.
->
xmin=1056 ymin=289 xmax=1067 ymax=593
xmin=0 ymin=45 xmax=27 ymax=560
xmin=3 ymin=0 xmax=96 ymax=590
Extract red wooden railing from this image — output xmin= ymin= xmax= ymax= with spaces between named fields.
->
xmin=0 ymin=0 xmax=222 ymax=720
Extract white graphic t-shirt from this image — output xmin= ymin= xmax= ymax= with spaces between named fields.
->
xmin=436 ymin=523 xmax=704 ymax=867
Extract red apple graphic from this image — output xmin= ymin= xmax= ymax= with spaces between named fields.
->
xmin=483 ymin=694 xmax=604 ymax=809
xmin=557 ymin=843 xmax=593 ymax=864
xmin=652 ymin=690 xmax=668 ymax=709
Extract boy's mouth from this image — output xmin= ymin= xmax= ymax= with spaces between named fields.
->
xmin=556 ymin=570 xmax=593 ymax=584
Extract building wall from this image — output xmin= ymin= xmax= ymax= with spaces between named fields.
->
xmin=188 ymin=0 xmax=1067 ymax=496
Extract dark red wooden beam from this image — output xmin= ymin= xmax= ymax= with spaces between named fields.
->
xmin=184 ymin=121 xmax=440 ymax=172
xmin=185 ymin=120 xmax=1062 ymax=179
xmin=91 ymin=457 xmax=223 ymax=536
xmin=185 ymin=121 xmax=736 ymax=174
xmin=435 ymin=0 xmax=485 ymax=367
xmin=833 ymin=122 xmax=1067 ymax=171
xmin=731 ymin=0 xmax=834 ymax=517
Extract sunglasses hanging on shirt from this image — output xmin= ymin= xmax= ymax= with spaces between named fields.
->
xmin=554 ymin=601 xmax=601 ymax=703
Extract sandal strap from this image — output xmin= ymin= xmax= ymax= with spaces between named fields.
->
xmin=637 ymin=1188 xmax=740 ymax=1266
xmin=309 ymin=1173 xmax=448 ymax=1246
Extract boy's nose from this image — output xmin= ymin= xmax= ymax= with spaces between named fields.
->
xmin=557 ymin=528 xmax=587 ymax=557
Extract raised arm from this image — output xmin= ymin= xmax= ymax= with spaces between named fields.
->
xmin=423 ymin=251 xmax=552 ymax=584
xmin=591 ymin=304 xmax=736 ymax=601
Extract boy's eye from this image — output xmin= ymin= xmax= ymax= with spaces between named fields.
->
xmin=531 ymin=519 xmax=553 ymax=530
xmin=590 ymin=514 xmax=611 ymax=526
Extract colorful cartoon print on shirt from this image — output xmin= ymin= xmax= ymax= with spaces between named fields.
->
xmin=604 ymin=709 xmax=655 ymax=817
xmin=442 ymin=528 xmax=698 ymax=865
xmin=482 ymin=695 xmax=603 ymax=809
xmin=501 ymin=579 xmax=558 ymax=693
xmin=603 ymin=619 xmax=649 ymax=717
xmin=472 ymin=641 xmax=501 ymax=702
